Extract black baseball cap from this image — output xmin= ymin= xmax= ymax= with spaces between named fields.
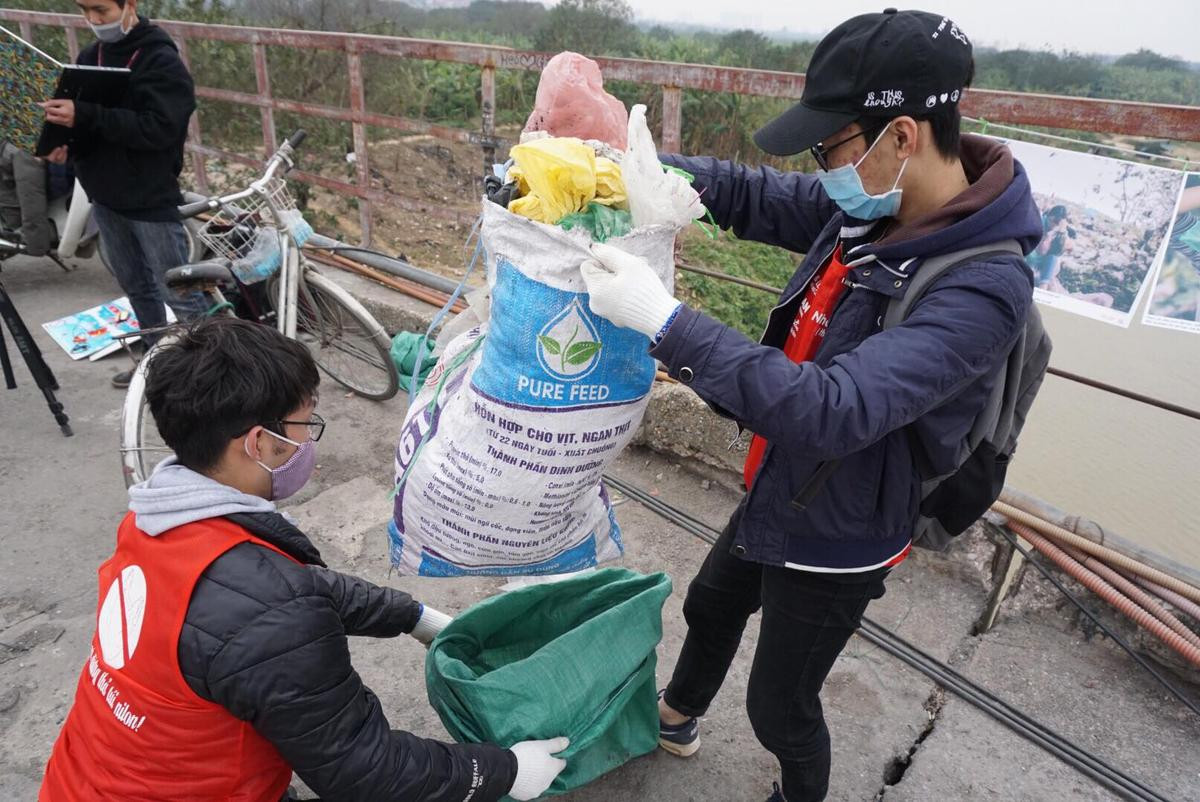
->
xmin=754 ymin=9 xmax=974 ymax=157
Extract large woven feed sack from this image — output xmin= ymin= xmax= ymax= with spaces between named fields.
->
xmin=426 ymin=569 xmax=672 ymax=796
xmin=388 ymin=200 xmax=675 ymax=576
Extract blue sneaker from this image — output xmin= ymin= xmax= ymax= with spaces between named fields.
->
xmin=657 ymin=690 xmax=700 ymax=757
xmin=766 ymin=783 xmax=786 ymax=802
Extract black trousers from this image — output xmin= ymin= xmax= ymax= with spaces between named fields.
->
xmin=664 ymin=504 xmax=889 ymax=802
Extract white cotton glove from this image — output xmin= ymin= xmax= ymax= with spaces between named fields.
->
xmin=508 ymin=736 xmax=570 ymax=801
xmin=580 ymin=242 xmax=681 ymax=339
xmin=409 ymin=604 xmax=452 ymax=645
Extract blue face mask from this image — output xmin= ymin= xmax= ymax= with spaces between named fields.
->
xmin=816 ymin=124 xmax=909 ymax=220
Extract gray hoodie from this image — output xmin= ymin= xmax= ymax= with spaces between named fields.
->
xmin=128 ymin=456 xmax=276 ymax=536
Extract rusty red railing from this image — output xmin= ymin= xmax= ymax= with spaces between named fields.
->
xmin=6 ymin=9 xmax=1200 ymax=247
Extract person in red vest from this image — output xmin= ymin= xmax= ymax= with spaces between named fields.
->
xmin=40 ymin=317 xmax=568 ymax=801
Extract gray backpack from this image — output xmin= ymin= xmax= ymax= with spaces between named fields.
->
xmin=794 ymin=241 xmax=1052 ymax=550
xmin=893 ymin=240 xmax=1051 ymax=549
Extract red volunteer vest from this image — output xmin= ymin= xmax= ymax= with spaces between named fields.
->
xmin=40 ymin=514 xmax=295 ymax=801
xmin=744 ymin=246 xmax=854 ymax=489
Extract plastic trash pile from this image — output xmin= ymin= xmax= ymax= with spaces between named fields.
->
xmin=482 ymin=53 xmax=702 ymax=242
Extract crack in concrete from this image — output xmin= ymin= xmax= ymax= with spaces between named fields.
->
xmin=873 ymin=611 xmax=988 ymax=798
xmin=873 ymin=687 xmax=945 ymax=799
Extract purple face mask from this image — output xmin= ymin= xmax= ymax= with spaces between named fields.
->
xmin=246 ymin=428 xmax=317 ymax=500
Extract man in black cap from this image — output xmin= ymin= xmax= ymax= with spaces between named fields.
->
xmin=580 ymin=9 xmax=1042 ymax=800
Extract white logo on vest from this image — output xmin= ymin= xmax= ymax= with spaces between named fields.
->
xmin=97 ymin=564 xmax=146 ymax=669
xmin=90 ymin=564 xmax=149 ymax=732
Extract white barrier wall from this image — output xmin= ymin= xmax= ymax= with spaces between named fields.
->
xmin=1010 ymin=302 xmax=1200 ymax=573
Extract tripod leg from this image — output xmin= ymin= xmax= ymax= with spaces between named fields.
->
xmin=0 ymin=320 xmax=15 ymax=389
xmin=0 ymin=280 xmax=73 ymax=437
xmin=41 ymin=385 xmax=73 ymax=437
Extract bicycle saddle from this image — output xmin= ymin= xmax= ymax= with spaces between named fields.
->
xmin=165 ymin=259 xmax=235 ymax=288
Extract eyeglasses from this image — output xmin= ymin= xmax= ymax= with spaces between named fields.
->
xmin=810 ymin=123 xmax=885 ymax=172
xmin=269 ymin=412 xmax=326 ymax=442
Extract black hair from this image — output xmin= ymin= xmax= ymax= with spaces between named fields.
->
xmin=145 ymin=317 xmax=320 ymax=473
xmin=1047 ymin=204 xmax=1069 ymax=221
xmin=863 ymin=57 xmax=976 ymax=161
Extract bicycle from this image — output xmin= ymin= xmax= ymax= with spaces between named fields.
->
xmin=119 ymin=129 xmax=399 ymax=486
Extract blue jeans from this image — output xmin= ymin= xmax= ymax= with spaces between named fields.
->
xmin=93 ymin=204 xmax=208 ymax=343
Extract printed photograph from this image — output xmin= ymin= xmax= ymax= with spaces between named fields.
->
xmin=1003 ymin=138 xmax=1184 ymax=327
xmin=1143 ymin=173 xmax=1200 ymax=333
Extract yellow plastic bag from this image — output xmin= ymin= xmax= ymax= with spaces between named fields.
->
xmin=593 ymin=157 xmax=627 ymax=209
xmin=507 ymin=138 xmax=598 ymax=224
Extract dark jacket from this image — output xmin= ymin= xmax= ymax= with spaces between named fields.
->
xmin=70 ymin=17 xmax=195 ymax=221
xmin=176 ymin=512 xmax=518 ymax=801
xmin=656 ymin=136 xmax=1042 ymax=570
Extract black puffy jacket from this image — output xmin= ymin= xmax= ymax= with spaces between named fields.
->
xmin=176 ymin=512 xmax=517 ymax=801
xmin=70 ymin=17 xmax=195 ymax=220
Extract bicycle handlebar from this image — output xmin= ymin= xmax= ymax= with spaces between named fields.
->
xmin=0 ymin=235 xmax=27 ymax=258
xmin=175 ymin=130 xmax=306 ymax=219
xmin=178 ymin=199 xmax=216 ymax=219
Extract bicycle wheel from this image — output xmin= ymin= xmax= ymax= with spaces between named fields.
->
xmin=119 ymin=337 xmax=175 ymax=487
xmin=283 ymin=268 xmax=399 ymax=400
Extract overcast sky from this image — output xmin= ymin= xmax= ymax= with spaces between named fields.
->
xmin=628 ymin=0 xmax=1200 ymax=62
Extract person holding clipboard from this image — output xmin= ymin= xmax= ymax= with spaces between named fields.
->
xmin=42 ymin=0 xmax=203 ymax=388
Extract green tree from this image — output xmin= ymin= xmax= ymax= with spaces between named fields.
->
xmin=533 ymin=0 xmax=638 ymax=57
xmin=1115 ymin=49 xmax=1185 ymax=72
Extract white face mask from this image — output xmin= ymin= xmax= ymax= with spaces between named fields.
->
xmin=90 ymin=5 xmax=134 ymax=43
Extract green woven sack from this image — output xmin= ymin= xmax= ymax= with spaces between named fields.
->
xmin=389 ymin=331 xmax=438 ymax=392
xmin=426 ymin=569 xmax=673 ymax=797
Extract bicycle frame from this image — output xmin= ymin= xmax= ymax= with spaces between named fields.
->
xmin=179 ymin=130 xmax=309 ymax=338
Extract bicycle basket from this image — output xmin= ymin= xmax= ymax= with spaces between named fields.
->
xmin=196 ymin=178 xmax=315 ymax=284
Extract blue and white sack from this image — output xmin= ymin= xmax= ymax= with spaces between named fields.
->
xmin=388 ymin=199 xmax=677 ymax=576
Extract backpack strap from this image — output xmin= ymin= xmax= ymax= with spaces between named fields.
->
xmin=896 ymin=240 xmax=1026 ymax=474
xmin=883 ymin=240 xmax=1025 ymax=328
xmin=790 ymin=239 xmax=1027 ymax=511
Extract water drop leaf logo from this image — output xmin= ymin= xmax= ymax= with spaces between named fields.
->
xmin=536 ymin=298 xmax=604 ymax=381
xmin=565 ymin=340 xmax=602 ymax=366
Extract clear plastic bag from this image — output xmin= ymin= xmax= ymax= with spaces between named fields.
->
xmin=622 ymin=104 xmax=705 ymax=229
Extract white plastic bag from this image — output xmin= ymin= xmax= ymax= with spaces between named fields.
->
xmin=622 ymin=104 xmax=704 ymax=229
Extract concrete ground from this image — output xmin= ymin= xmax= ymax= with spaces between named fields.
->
xmin=1 ymin=254 xmax=1198 ymax=801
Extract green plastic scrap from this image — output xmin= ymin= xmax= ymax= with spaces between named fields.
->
xmin=389 ymin=331 xmax=438 ymax=393
xmin=558 ymin=202 xmax=634 ymax=242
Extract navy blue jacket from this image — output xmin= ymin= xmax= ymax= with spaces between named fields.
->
xmin=655 ymin=138 xmax=1042 ymax=570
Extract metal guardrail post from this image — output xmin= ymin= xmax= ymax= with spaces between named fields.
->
xmin=252 ymin=38 xmax=278 ymax=157
xmin=175 ymin=36 xmax=210 ymax=195
xmin=18 ymin=19 xmax=31 ymax=42
xmin=65 ymin=25 xmax=78 ymax=60
xmin=661 ymin=86 xmax=682 ymax=153
xmin=347 ymin=43 xmax=373 ymax=247
xmin=480 ymin=63 xmax=497 ymax=177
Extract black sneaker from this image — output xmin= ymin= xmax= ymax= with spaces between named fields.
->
xmin=657 ymin=689 xmax=700 ymax=757
xmin=111 ymin=369 xmax=133 ymax=389
xmin=766 ymin=783 xmax=786 ymax=802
